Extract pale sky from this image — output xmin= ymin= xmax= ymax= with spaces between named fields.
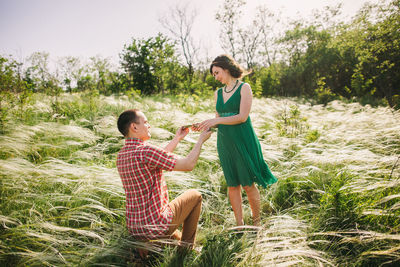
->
xmin=0 ymin=0 xmax=372 ymax=66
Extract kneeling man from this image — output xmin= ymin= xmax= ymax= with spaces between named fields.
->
xmin=116 ymin=109 xmax=211 ymax=251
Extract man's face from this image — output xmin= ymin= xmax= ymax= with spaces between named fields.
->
xmin=134 ymin=112 xmax=151 ymax=141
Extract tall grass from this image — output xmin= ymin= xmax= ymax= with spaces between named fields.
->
xmin=0 ymin=93 xmax=399 ymax=266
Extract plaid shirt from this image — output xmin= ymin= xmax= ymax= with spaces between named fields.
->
xmin=117 ymin=138 xmax=177 ymax=239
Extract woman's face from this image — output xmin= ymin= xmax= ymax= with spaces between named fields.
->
xmin=212 ymin=66 xmax=230 ymax=84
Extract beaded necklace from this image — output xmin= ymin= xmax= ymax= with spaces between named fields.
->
xmin=224 ymin=79 xmax=239 ymax=93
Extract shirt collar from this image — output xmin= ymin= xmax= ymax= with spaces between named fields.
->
xmin=125 ymin=137 xmax=144 ymax=146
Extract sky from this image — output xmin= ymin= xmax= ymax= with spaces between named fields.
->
xmin=0 ymin=0 xmax=373 ymax=67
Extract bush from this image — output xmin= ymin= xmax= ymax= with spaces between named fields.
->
xmin=314 ymin=77 xmax=336 ymax=106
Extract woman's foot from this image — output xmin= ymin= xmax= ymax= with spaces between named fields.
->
xmin=253 ymin=216 xmax=261 ymax=226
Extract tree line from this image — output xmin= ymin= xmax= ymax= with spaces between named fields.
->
xmin=0 ymin=0 xmax=399 ymax=109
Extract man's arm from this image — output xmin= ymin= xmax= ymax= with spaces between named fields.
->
xmin=173 ymin=130 xmax=212 ymax=171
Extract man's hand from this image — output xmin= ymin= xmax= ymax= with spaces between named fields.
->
xmin=175 ymin=126 xmax=189 ymax=141
xmin=198 ymin=129 xmax=212 ymax=143
xmin=164 ymin=126 xmax=189 ymax=152
xmin=173 ymin=129 xmax=213 ymax=172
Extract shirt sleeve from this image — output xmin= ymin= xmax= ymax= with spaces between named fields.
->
xmin=143 ymin=145 xmax=177 ymax=171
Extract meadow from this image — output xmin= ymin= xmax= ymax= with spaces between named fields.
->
xmin=0 ymin=93 xmax=399 ymax=266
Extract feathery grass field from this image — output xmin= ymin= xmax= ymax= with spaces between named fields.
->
xmin=1 ymin=93 xmax=399 ymax=266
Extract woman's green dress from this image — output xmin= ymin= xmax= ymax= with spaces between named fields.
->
xmin=216 ymin=82 xmax=277 ymax=188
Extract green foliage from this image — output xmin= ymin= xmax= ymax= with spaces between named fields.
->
xmin=121 ymin=33 xmax=181 ymax=95
xmin=305 ymin=129 xmax=321 ymax=143
xmin=309 ymin=172 xmax=400 ymax=265
xmin=205 ymin=73 xmax=222 ymax=88
xmin=259 ymin=65 xmax=281 ymax=96
xmin=0 ymin=56 xmax=35 ymax=131
xmin=107 ymin=72 xmax=129 ymax=95
xmin=1 ymin=92 xmax=399 ymax=266
xmin=0 ymin=56 xmax=26 ymax=93
xmin=273 ymin=0 xmax=399 ymax=108
xmin=194 ymin=232 xmax=246 ymax=267
xmin=82 ymin=89 xmax=100 ymax=114
xmin=349 ymin=0 xmax=400 ymax=108
xmin=279 ymin=25 xmax=333 ymax=96
xmin=1 ymin=0 xmax=399 ymax=110
xmin=314 ymin=77 xmax=336 ymax=106
xmin=126 ymin=88 xmax=142 ymax=101
xmin=271 ymin=169 xmax=326 ymax=212
xmin=392 ymin=94 xmax=400 ymax=110
xmin=185 ymin=78 xmax=214 ymax=97
xmin=271 ymin=176 xmax=298 ymax=210
xmin=77 ymin=74 xmax=96 ymax=92
xmin=26 ymin=52 xmax=54 ymax=94
xmin=243 ymin=74 xmax=262 ymax=97
xmin=1 ymin=2 xmax=400 ymax=263
xmin=315 ymin=172 xmax=358 ymax=231
xmin=275 ymin=104 xmax=309 ymax=137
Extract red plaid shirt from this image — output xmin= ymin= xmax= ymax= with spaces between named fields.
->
xmin=117 ymin=138 xmax=177 ymax=239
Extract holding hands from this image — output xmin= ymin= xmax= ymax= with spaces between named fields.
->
xmin=167 ymin=124 xmax=212 ymax=153
xmin=182 ymin=124 xmax=213 ymax=141
xmin=189 ymin=118 xmax=219 ymax=132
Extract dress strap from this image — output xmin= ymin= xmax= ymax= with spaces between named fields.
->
xmin=237 ymin=82 xmax=244 ymax=91
xmin=217 ymin=87 xmax=223 ymax=102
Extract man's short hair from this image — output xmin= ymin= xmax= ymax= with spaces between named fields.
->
xmin=117 ymin=109 xmax=140 ymax=137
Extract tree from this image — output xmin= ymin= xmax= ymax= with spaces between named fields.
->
xmin=215 ymin=0 xmax=246 ymax=59
xmin=26 ymin=52 xmax=62 ymax=113
xmin=0 ymin=56 xmax=25 ymax=93
xmin=257 ymin=6 xmax=282 ymax=67
xmin=121 ymin=34 xmax=179 ymax=95
xmin=107 ymin=72 xmax=129 ymax=95
xmin=76 ymin=75 xmax=95 ymax=92
xmin=159 ymin=2 xmax=199 ymax=87
xmin=0 ymin=55 xmax=32 ymax=130
xmin=350 ymin=0 xmax=400 ymax=107
xmin=26 ymin=51 xmax=52 ymax=93
xmin=89 ymin=56 xmax=113 ymax=95
xmin=237 ymin=18 xmax=263 ymax=69
xmin=58 ymin=56 xmax=81 ymax=93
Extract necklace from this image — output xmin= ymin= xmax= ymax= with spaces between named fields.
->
xmin=224 ymin=80 xmax=239 ymax=93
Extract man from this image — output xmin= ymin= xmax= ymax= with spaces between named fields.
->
xmin=116 ymin=109 xmax=212 ymax=253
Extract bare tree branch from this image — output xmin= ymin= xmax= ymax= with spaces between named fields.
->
xmin=159 ymin=3 xmax=199 ymax=78
xmin=215 ymin=0 xmax=246 ymax=59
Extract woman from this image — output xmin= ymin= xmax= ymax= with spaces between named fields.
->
xmin=196 ymin=54 xmax=277 ymax=226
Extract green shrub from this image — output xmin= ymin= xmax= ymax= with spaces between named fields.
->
xmin=314 ymin=77 xmax=336 ymax=106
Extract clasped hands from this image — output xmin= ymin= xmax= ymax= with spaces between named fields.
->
xmin=175 ymin=119 xmax=216 ymax=141
xmin=184 ymin=118 xmax=219 ymax=132
xmin=174 ymin=118 xmax=218 ymax=142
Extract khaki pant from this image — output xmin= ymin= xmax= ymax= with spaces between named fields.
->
xmin=167 ymin=189 xmax=202 ymax=247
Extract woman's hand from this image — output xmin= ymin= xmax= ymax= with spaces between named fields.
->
xmin=196 ymin=118 xmax=219 ymax=132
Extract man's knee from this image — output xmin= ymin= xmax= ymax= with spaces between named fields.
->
xmin=187 ymin=189 xmax=202 ymax=202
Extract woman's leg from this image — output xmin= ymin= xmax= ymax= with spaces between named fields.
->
xmin=228 ymin=185 xmax=244 ymax=226
xmin=243 ymin=184 xmax=261 ymax=226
